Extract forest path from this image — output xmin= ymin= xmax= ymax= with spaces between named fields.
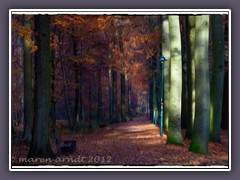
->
xmin=57 ymin=116 xmax=229 ymax=166
xmin=60 ymin=116 xmax=167 ymax=165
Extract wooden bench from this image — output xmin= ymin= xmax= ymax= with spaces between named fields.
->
xmin=55 ymin=138 xmax=76 ymax=154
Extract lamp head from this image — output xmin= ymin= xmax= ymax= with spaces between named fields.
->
xmin=159 ymin=54 xmax=167 ymax=63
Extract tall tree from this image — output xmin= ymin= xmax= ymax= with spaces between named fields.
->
xmin=61 ymin=61 xmax=72 ymax=129
xmin=97 ymin=60 xmax=102 ymax=123
xmin=127 ymin=79 xmax=132 ymax=118
xmin=49 ymin=49 xmax=56 ymax=138
xmin=149 ymin=81 xmax=153 ymax=121
xmin=167 ymin=15 xmax=183 ymax=145
xmin=108 ymin=68 xmax=113 ymax=123
xmin=161 ymin=15 xmax=170 ymax=131
xmin=28 ymin=15 xmax=55 ymax=158
xmin=79 ymin=65 xmax=84 ymax=122
xmin=112 ymin=69 xmax=118 ymax=123
xmin=156 ymin=16 xmax=162 ymax=128
xmin=121 ymin=73 xmax=126 ymax=122
xmin=119 ymin=28 xmax=126 ymax=122
xmin=221 ymin=16 xmax=229 ymax=130
xmin=88 ymin=75 xmax=92 ymax=122
xmin=153 ymin=72 xmax=158 ymax=125
xmin=185 ymin=16 xmax=196 ymax=138
xmin=189 ymin=15 xmax=210 ymax=154
xmin=111 ymin=25 xmax=119 ymax=123
xmin=148 ymin=17 xmax=158 ymax=125
xmin=49 ymin=17 xmax=57 ymax=139
xmin=221 ymin=70 xmax=228 ymax=129
xmin=209 ymin=15 xmax=225 ymax=142
xmin=180 ymin=16 xmax=188 ymax=129
xmin=72 ymin=35 xmax=79 ymax=130
xmin=22 ymin=15 xmax=33 ymax=144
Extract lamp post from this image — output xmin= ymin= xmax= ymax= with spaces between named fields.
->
xmin=158 ymin=54 xmax=167 ymax=137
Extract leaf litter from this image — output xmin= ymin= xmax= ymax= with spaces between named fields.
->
xmin=12 ymin=117 xmax=228 ymax=166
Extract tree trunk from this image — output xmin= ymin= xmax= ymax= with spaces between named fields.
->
xmin=189 ymin=15 xmax=210 ymax=154
xmin=185 ymin=16 xmax=196 ymax=139
xmin=72 ymin=36 xmax=79 ymax=131
xmin=156 ymin=17 xmax=162 ymax=127
xmin=162 ymin=15 xmax=171 ymax=131
xmin=112 ymin=70 xmax=118 ymax=123
xmin=153 ymin=75 xmax=158 ymax=125
xmin=49 ymin=50 xmax=56 ymax=138
xmin=221 ymin=16 xmax=228 ymax=130
xmin=167 ymin=15 xmax=183 ymax=145
xmin=72 ymin=63 xmax=79 ymax=130
xmin=28 ymin=15 xmax=55 ymax=159
xmin=79 ymin=66 xmax=83 ymax=121
xmin=108 ymin=68 xmax=113 ymax=123
xmin=97 ymin=63 xmax=102 ymax=123
xmin=221 ymin=70 xmax=228 ymax=129
xmin=121 ymin=73 xmax=126 ymax=122
xmin=61 ymin=62 xmax=72 ymax=129
xmin=181 ymin=16 xmax=188 ymax=129
xmin=88 ymin=77 xmax=92 ymax=122
xmin=127 ymin=79 xmax=132 ymax=119
xmin=119 ymin=28 xmax=126 ymax=123
xmin=149 ymin=81 xmax=153 ymax=121
xmin=209 ymin=15 xmax=225 ymax=142
xmin=156 ymin=53 xmax=161 ymax=126
xmin=22 ymin=15 xmax=33 ymax=144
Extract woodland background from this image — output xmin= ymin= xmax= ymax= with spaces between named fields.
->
xmin=11 ymin=13 xmax=229 ymax=166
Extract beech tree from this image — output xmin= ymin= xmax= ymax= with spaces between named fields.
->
xmin=167 ymin=15 xmax=183 ymax=145
xmin=22 ymin=15 xmax=33 ymax=144
xmin=161 ymin=15 xmax=170 ymax=131
xmin=185 ymin=16 xmax=196 ymax=139
xmin=11 ymin=14 xmax=228 ymax=164
xmin=189 ymin=15 xmax=210 ymax=154
xmin=119 ymin=26 xmax=127 ymax=122
xmin=209 ymin=15 xmax=225 ymax=142
xmin=71 ymin=35 xmax=79 ymax=130
xmin=28 ymin=15 xmax=55 ymax=158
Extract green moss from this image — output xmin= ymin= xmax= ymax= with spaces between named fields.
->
xmin=189 ymin=141 xmax=209 ymax=154
xmin=167 ymin=128 xmax=183 ymax=146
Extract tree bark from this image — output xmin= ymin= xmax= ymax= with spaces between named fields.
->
xmin=49 ymin=49 xmax=56 ymax=138
xmin=149 ymin=81 xmax=153 ymax=121
xmin=209 ymin=15 xmax=225 ymax=142
xmin=97 ymin=63 xmax=102 ymax=123
xmin=189 ymin=15 xmax=210 ymax=154
xmin=181 ymin=16 xmax=188 ymax=129
xmin=127 ymin=79 xmax=132 ymax=119
xmin=167 ymin=15 xmax=183 ymax=145
xmin=221 ymin=70 xmax=228 ymax=129
xmin=28 ymin=15 xmax=55 ymax=159
xmin=162 ymin=15 xmax=171 ymax=131
xmin=61 ymin=62 xmax=72 ymax=129
xmin=185 ymin=16 xmax=196 ymax=139
xmin=148 ymin=17 xmax=156 ymax=123
xmin=72 ymin=36 xmax=79 ymax=131
xmin=22 ymin=15 xmax=33 ymax=144
xmin=112 ymin=70 xmax=118 ymax=123
xmin=88 ymin=77 xmax=92 ymax=122
xmin=119 ymin=28 xmax=126 ymax=122
xmin=108 ymin=68 xmax=113 ymax=123
xmin=79 ymin=66 xmax=83 ymax=121
xmin=121 ymin=73 xmax=126 ymax=122
xmin=153 ymin=75 xmax=158 ymax=125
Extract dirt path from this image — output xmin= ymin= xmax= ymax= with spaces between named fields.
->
xmin=56 ymin=117 xmax=228 ymax=166
xmin=12 ymin=116 xmax=228 ymax=166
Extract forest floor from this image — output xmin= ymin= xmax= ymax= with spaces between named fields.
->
xmin=12 ymin=116 xmax=229 ymax=167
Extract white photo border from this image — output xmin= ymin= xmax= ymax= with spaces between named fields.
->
xmin=9 ymin=9 xmax=231 ymax=171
